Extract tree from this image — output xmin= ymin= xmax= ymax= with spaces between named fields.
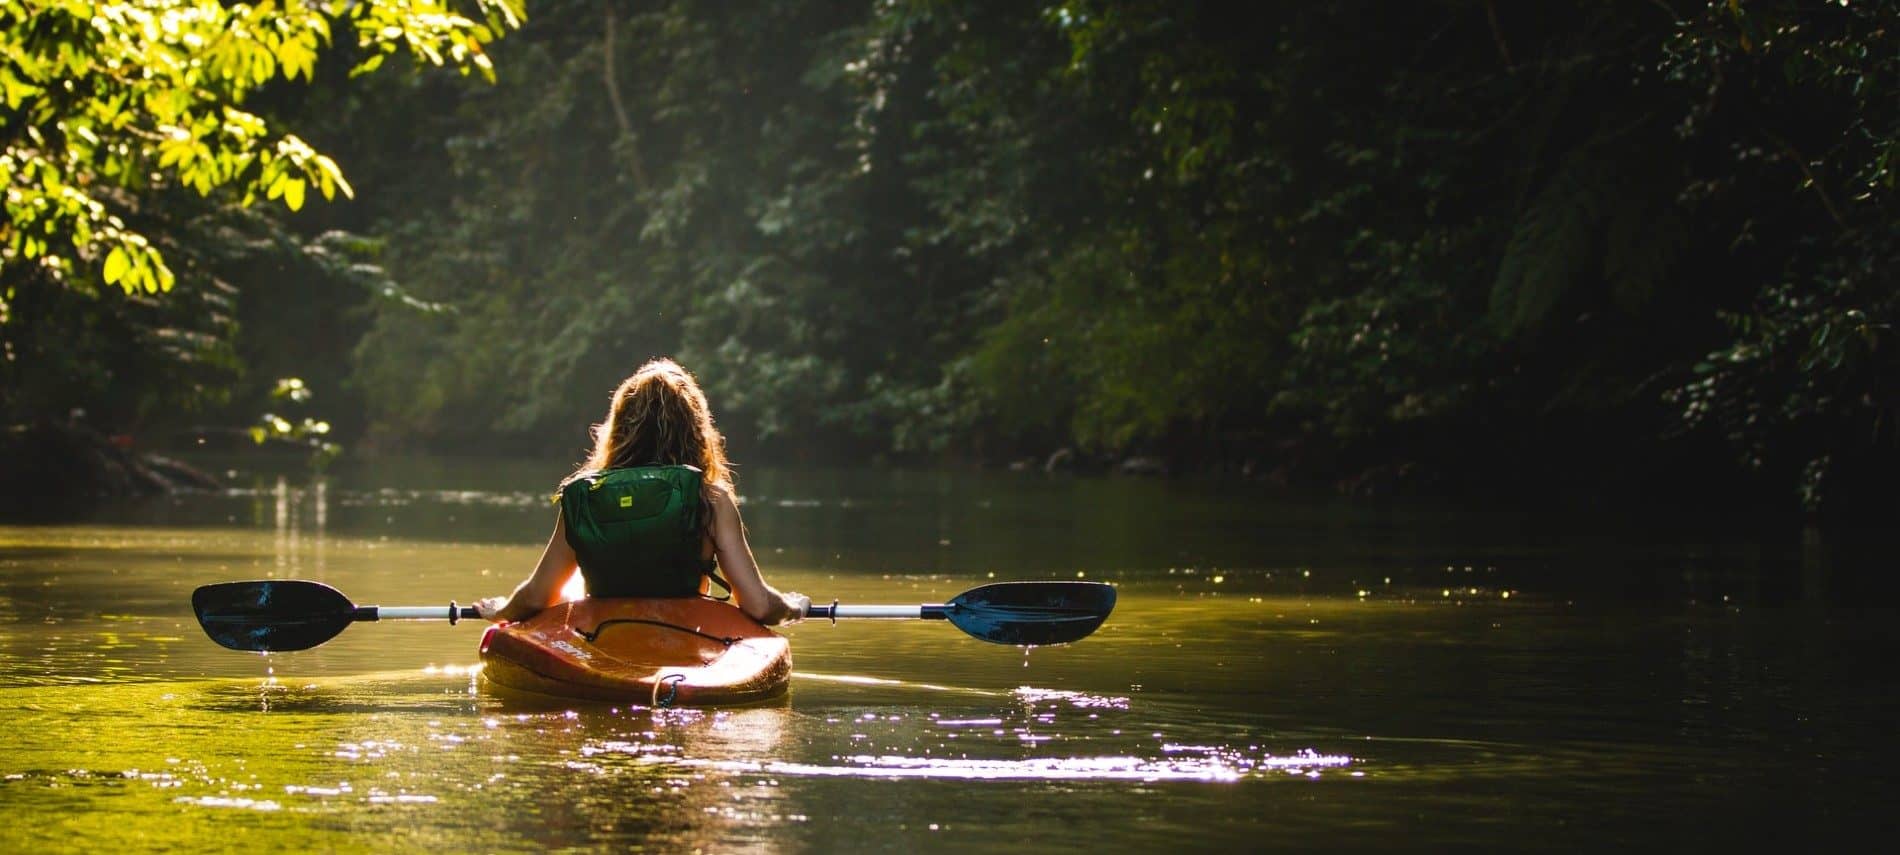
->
xmin=293 ymin=0 xmax=1896 ymax=512
xmin=1659 ymin=0 xmax=1899 ymax=510
xmin=1 ymin=0 xmax=522 ymax=426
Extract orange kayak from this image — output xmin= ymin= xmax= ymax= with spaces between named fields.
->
xmin=478 ymin=598 xmax=791 ymax=706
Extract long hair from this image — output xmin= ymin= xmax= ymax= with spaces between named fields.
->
xmin=567 ymin=358 xmax=733 ymax=493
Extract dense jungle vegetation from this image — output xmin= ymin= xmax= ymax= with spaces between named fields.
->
xmin=3 ymin=1 xmax=1895 ymax=513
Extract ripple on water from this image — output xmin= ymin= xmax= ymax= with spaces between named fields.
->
xmin=547 ymin=680 xmax=1355 ymax=785
xmin=648 ymin=748 xmax=1351 ymax=782
xmin=171 ymin=795 xmax=283 ymax=812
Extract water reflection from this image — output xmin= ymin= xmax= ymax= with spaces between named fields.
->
xmin=460 ymin=702 xmax=798 ymax=848
xmin=260 ymin=476 xmax=331 ymax=584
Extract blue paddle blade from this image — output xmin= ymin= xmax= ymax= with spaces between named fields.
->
xmin=942 ymin=581 xmax=1116 ymax=646
xmin=192 ymin=580 xmax=359 ymax=652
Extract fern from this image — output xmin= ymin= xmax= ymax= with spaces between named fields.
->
xmin=1490 ymin=150 xmax=1607 ymax=341
xmin=1490 ymin=144 xmax=1684 ymax=342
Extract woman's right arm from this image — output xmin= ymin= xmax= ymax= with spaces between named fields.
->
xmin=708 ymin=486 xmax=808 ymax=625
xmin=474 ymin=511 xmax=579 ymax=623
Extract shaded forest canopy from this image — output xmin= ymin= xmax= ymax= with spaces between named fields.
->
xmin=3 ymin=1 xmax=1895 ymax=513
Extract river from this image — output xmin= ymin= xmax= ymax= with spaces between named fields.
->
xmin=1 ymin=455 xmax=1893 ymax=851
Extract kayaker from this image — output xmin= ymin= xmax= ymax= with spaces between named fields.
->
xmin=474 ymin=358 xmax=810 ymax=626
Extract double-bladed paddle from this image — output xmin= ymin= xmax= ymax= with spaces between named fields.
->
xmin=192 ymin=579 xmax=1116 ymax=653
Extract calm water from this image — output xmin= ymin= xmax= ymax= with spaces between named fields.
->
xmin=1 ymin=456 xmax=1895 ymax=851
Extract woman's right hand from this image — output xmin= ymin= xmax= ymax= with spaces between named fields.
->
xmin=473 ymin=596 xmax=511 ymax=623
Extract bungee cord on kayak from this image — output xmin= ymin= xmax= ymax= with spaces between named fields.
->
xmin=576 ymin=618 xmax=742 ymax=649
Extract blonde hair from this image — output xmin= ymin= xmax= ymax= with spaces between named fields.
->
xmin=568 ymin=358 xmax=732 ymax=493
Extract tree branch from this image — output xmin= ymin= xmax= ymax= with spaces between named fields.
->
xmin=601 ymin=4 xmax=650 ymax=196
xmin=1759 ymin=126 xmax=1848 ymax=231
xmin=1485 ymin=0 xmax=1516 ymax=73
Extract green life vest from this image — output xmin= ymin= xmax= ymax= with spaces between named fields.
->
xmin=559 ymin=465 xmax=717 ymax=598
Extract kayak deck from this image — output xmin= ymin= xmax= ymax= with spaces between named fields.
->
xmin=478 ymin=598 xmax=791 ymax=706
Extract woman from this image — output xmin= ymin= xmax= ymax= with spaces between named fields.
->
xmin=474 ymin=358 xmax=809 ymax=625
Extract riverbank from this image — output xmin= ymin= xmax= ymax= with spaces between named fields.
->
xmin=0 ymin=422 xmax=221 ymax=518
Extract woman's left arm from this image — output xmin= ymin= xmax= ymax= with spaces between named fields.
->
xmin=474 ymin=511 xmax=579 ymax=623
xmin=708 ymin=486 xmax=808 ymax=625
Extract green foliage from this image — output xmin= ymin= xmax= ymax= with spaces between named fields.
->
xmin=346 ymin=0 xmax=968 ymax=453
xmin=1656 ymin=0 xmax=1899 ymax=509
xmin=0 ymin=0 xmax=521 ymax=437
xmin=250 ymin=377 xmax=341 ymax=469
xmin=323 ymin=0 xmax=1896 ymax=510
xmin=1 ymin=0 xmax=521 ymax=298
xmin=20 ymin=0 xmax=1892 ymax=511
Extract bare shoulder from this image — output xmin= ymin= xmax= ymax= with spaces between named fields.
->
xmin=703 ymin=482 xmax=742 ymax=516
xmin=702 ymin=482 xmax=747 ymax=544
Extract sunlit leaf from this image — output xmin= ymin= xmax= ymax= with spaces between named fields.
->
xmin=103 ymin=247 xmax=129 ymax=285
xmin=0 ymin=0 xmax=522 ymax=303
xmin=350 ymin=53 xmax=387 ymax=77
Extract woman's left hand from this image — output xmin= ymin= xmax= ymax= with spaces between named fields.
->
xmin=780 ymin=592 xmax=811 ymax=624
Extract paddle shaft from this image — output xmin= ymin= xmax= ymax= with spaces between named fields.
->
xmin=377 ymin=604 xmax=932 ymax=621
xmin=359 ymin=605 xmax=483 ymax=622
xmin=361 ymin=605 xmax=951 ymax=622
xmin=809 ymin=603 xmax=949 ymax=620
xmin=374 ymin=604 xmax=940 ymax=621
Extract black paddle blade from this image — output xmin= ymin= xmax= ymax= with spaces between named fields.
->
xmin=192 ymin=580 xmax=358 ymax=652
xmin=943 ymin=581 xmax=1117 ymax=646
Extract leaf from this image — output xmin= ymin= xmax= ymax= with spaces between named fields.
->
xmin=349 ymin=54 xmax=386 ymax=77
xmin=283 ymin=177 xmax=305 ymax=211
xmin=313 ymin=154 xmax=352 ymax=199
xmin=328 ymin=164 xmax=355 ymax=199
xmin=153 ymin=256 xmax=176 ymax=292
xmin=0 ymin=71 xmax=43 ymax=109
xmin=103 ymin=247 xmax=129 ymax=284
